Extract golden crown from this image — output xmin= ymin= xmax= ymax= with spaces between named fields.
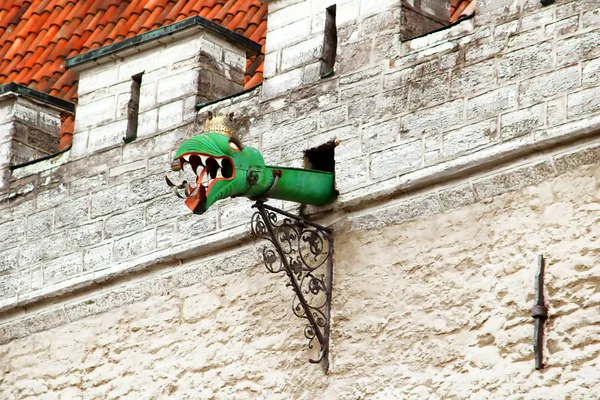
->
xmin=204 ymin=111 xmax=236 ymax=137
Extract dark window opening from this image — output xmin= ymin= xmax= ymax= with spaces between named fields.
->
xmin=320 ymin=5 xmax=337 ymax=78
xmin=123 ymin=72 xmax=143 ymax=143
xmin=305 ymin=141 xmax=336 ymax=173
xmin=400 ymin=0 xmax=476 ymax=42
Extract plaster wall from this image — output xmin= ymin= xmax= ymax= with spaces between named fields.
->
xmin=1 ymin=151 xmax=600 ymax=399
xmin=1 ymin=0 xmax=600 ymax=396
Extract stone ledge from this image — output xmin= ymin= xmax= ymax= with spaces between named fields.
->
xmin=339 ymin=118 xmax=600 ymax=210
xmin=348 ymin=138 xmax=600 ymax=232
xmin=0 ymin=244 xmax=260 ymax=345
xmin=3 ymin=137 xmax=600 ymax=345
xmin=0 ymin=224 xmax=251 ymax=314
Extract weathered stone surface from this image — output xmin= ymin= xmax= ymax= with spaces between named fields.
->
xmin=113 ymin=230 xmax=156 ymax=261
xmin=177 ymin=211 xmax=218 ymax=241
xmin=567 ymin=86 xmax=600 ymax=118
xmin=350 ymin=194 xmax=442 ymax=230
xmin=56 ymin=196 xmax=89 ymax=228
xmin=43 ymin=253 xmax=83 ymax=285
xmin=547 ymin=97 xmax=567 ymax=127
xmin=156 ymin=223 xmax=176 ymax=250
xmin=84 ymin=244 xmax=112 ymax=272
xmin=500 ymin=103 xmax=545 ymax=139
xmin=0 ymin=308 xmax=68 ymax=345
xmin=65 ymin=278 xmax=167 ymax=323
xmin=498 ymin=42 xmax=553 ymax=79
xmin=262 ymin=115 xmax=318 ymax=148
xmin=335 ymin=156 xmax=368 ymax=192
xmin=467 ymin=85 xmax=517 ymax=121
xmin=410 ymin=74 xmax=449 ymax=109
xmin=443 ymin=119 xmax=496 ymax=157
xmin=554 ymin=144 xmax=600 ymax=174
xmin=438 ymin=184 xmax=477 ymax=209
xmin=582 ymin=58 xmax=600 ymax=86
xmin=91 ymin=184 xmax=128 ymax=218
xmin=319 ymin=105 xmax=347 ymax=130
xmin=146 ymin=196 xmax=188 ymax=225
xmin=401 ymin=99 xmax=463 ymax=137
xmin=450 ymin=59 xmax=496 ymax=98
xmin=473 ymin=161 xmax=555 ymax=199
xmin=545 ymin=15 xmax=579 ymax=37
xmin=19 ymin=232 xmax=66 ymax=265
xmin=26 ymin=208 xmax=54 ymax=239
xmin=70 ymin=173 xmax=108 ymax=195
xmin=65 ymin=221 xmax=103 ymax=250
xmin=337 ymin=38 xmax=371 ymax=75
xmin=519 ymin=66 xmax=579 ymax=106
xmin=0 ymin=247 xmax=18 ymax=273
xmin=370 ymin=139 xmax=422 ymax=180
xmin=280 ymin=35 xmax=323 ymax=72
xmin=340 ymin=79 xmax=381 ymax=102
xmin=3 ymin=4 xmax=600 ymax=398
xmin=0 ymin=217 xmax=26 ymax=247
xmin=104 ymin=208 xmax=145 ymax=238
xmin=361 ymin=119 xmax=399 ymax=152
xmin=556 ymin=30 xmax=600 ymax=67
xmin=37 ymin=184 xmax=68 ymax=210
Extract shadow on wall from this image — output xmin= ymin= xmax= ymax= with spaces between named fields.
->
xmin=400 ymin=0 xmax=477 ymax=41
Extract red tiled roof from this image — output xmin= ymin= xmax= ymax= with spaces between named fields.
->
xmin=450 ymin=0 xmax=476 ymax=23
xmin=0 ymin=0 xmax=267 ymax=150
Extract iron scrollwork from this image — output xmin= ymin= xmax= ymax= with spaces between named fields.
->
xmin=251 ymin=201 xmax=333 ymax=371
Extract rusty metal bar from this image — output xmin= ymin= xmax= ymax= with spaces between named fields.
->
xmin=532 ymin=254 xmax=548 ymax=370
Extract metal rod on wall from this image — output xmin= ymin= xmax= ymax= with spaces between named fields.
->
xmin=532 ymin=254 xmax=548 ymax=370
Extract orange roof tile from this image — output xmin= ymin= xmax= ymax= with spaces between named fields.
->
xmin=450 ymin=0 xmax=476 ymax=23
xmin=0 ymin=0 xmax=268 ymax=150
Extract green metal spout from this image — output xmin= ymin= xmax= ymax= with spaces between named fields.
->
xmin=169 ymin=132 xmax=337 ymax=214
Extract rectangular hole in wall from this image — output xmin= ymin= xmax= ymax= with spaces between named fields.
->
xmin=305 ymin=141 xmax=336 ymax=173
xmin=320 ymin=5 xmax=337 ymax=78
xmin=305 ymin=141 xmax=339 ymax=199
xmin=123 ymin=72 xmax=143 ymax=143
xmin=400 ymin=0 xmax=476 ymax=42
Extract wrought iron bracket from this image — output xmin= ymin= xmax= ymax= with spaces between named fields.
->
xmin=250 ymin=200 xmax=333 ymax=372
xmin=532 ymin=254 xmax=548 ymax=370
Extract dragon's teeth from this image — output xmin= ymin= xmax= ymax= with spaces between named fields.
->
xmin=182 ymin=155 xmax=190 ymax=162
xmin=215 ymin=170 xmax=223 ymax=179
xmin=200 ymin=155 xmax=209 ymax=165
xmin=215 ymin=158 xmax=222 ymax=168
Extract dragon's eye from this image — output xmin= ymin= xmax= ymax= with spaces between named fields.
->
xmin=228 ymin=138 xmax=243 ymax=151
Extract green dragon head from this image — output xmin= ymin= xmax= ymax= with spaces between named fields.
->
xmin=172 ymin=132 xmax=267 ymax=214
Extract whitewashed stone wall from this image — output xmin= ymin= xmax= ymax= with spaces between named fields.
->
xmin=1 ymin=0 xmax=600 ymax=396
xmin=70 ymin=30 xmax=247 ymax=158
xmin=0 ymin=95 xmax=62 ymax=190
xmin=2 ymin=150 xmax=600 ymax=398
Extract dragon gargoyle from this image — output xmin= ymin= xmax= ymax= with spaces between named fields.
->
xmin=166 ymin=112 xmax=337 ymax=214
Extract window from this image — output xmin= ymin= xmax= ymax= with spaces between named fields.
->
xmin=123 ymin=72 xmax=143 ymax=143
xmin=400 ymin=0 xmax=476 ymax=41
xmin=320 ymin=5 xmax=337 ymax=78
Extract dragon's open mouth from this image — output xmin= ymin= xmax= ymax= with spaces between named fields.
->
xmin=176 ymin=153 xmax=235 ymax=214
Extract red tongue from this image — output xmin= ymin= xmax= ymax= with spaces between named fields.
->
xmin=185 ymin=184 xmax=206 ymax=212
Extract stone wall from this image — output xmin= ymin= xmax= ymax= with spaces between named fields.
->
xmin=2 ymin=147 xmax=600 ymax=399
xmin=0 ymin=95 xmax=62 ymax=189
xmin=1 ymin=0 xmax=600 ymax=396
xmin=70 ymin=30 xmax=247 ymax=159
